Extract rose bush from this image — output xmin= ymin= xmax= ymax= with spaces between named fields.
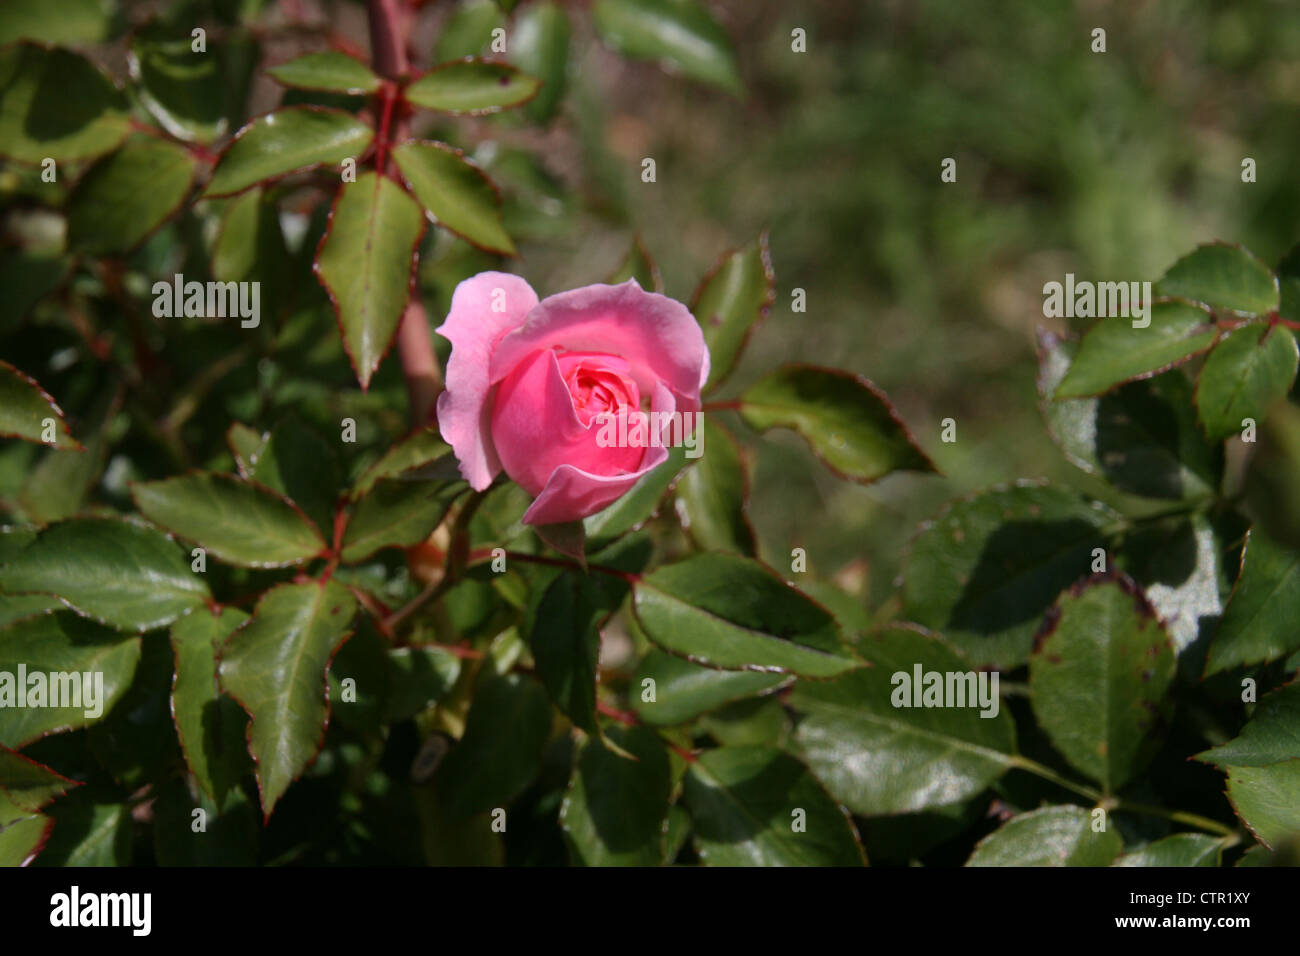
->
xmin=437 ymin=274 xmax=708 ymax=525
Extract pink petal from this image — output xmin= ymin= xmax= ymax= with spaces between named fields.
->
xmin=490 ymin=280 xmax=709 ymax=416
xmin=434 ymin=272 xmax=539 ymax=489
xmin=522 ymin=382 xmax=677 ymax=526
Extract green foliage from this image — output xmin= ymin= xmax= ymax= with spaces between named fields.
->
xmin=0 ymin=0 xmax=1296 ymax=870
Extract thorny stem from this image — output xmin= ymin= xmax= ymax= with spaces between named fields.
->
xmin=367 ymin=0 xmax=442 ymax=425
xmin=1010 ymin=755 xmax=1238 ymax=837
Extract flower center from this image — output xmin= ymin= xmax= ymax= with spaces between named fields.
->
xmin=556 ymin=351 xmax=640 ymax=427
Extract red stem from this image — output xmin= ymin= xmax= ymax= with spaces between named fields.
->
xmin=367 ymin=0 xmax=441 ymax=426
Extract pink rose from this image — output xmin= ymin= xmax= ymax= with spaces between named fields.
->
xmin=435 ymin=273 xmax=710 ymax=526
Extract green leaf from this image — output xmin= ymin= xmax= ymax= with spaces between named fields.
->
xmin=1038 ymin=334 xmax=1225 ymax=501
xmin=0 ymin=361 xmax=80 ymax=449
xmin=607 ymin=236 xmax=662 ymax=292
xmin=353 ymin=426 xmax=457 ymax=494
xmin=434 ymin=0 xmax=504 ymax=61
xmin=217 ymin=580 xmax=357 ymax=817
xmin=1195 ymin=324 xmax=1299 ymax=442
xmin=38 ymin=792 xmax=131 ymax=866
xmin=391 ymin=141 xmax=515 ymax=255
xmin=129 ymin=23 xmax=227 ymax=143
xmin=314 ymin=171 xmax=426 ymax=389
xmin=1154 ymin=242 xmax=1279 ymax=315
xmin=1244 ymin=402 xmax=1300 ymax=552
xmin=170 ymin=607 xmax=251 ymax=805
xmin=0 ymin=517 xmax=209 ymax=631
xmin=0 ymin=788 xmax=50 ymax=866
xmin=66 ymin=138 xmax=198 ymax=254
xmin=900 ymin=482 xmax=1118 ymax=668
xmin=583 ymin=445 xmax=687 ymax=549
xmin=267 ymin=51 xmax=381 ymax=95
xmin=434 ymin=671 xmax=552 ymax=820
xmin=634 ymin=553 xmax=857 ymax=677
xmin=528 ymin=567 xmax=630 ymax=732
xmin=0 ymin=744 xmax=77 ymax=812
xmin=512 ymin=1 xmax=571 ymax=124
xmin=0 ymin=613 xmax=140 ymax=747
xmin=1029 ymin=575 xmax=1175 ymax=792
xmin=133 ymin=472 xmax=326 ymax=568
xmin=384 ymin=645 xmax=463 ymax=723
xmin=789 ymin=624 xmax=1016 ymax=815
xmin=0 ymin=0 xmax=117 ymax=46
xmin=592 ymin=0 xmax=742 ymax=95
xmin=1278 ymin=242 xmax=1300 ymax=321
xmin=405 ymin=59 xmax=542 ymax=115
xmin=1053 ymin=300 xmax=1219 ymax=399
xmin=676 ymin=418 xmax=755 ymax=555
xmin=242 ymin=417 xmax=341 ymax=534
xmin=226 ymin=422 xmax=264 ymax=475
xmin=212 ymin=187 xmax=291 ymax=317
xmin=152 ymin=775 xmax=258 ymax=866
xmin=739 ymin=365 xmax=934 ymax=483
xmin=19 ymin=382 xmax=118 ymax=525
xmin=1197 ymin=684 xmax=1300 ymax=768
xmin=966 ymin=806 xmax=1123 ymax=866
xmin=631 ymin=648 xmax=788 ymax=726
xmin=1205 ymin=532 xmax=1300 ymax=676
xmin=561 ymin=724 xmax=671 ymax=865
xmin=0 ymin=43 xmax=129 ymax=163
xmin=693 ymin=234 xmax=773 ymax=390
xmin=683 ymin=745 xmax=865 ymax=865
xmin=204 ymin=107 xmax=374 ymax=198
xmin=1114 ymin=833 xmax=1224 ymax=867
xmin=340 ymin=475 xmax=465 ymax=563
xmin=1225 ymin=761 xmax=1300 ymax=850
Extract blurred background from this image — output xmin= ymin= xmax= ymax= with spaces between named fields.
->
xmin=6 ymin=0 xmax=1300 ymax=608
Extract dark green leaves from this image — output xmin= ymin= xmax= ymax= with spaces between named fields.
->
xmin=133 ymin=473 xmax=326 ymax=568
xmin=0 ymin=518 xmax=208 ymax=631
xmin=405 ymin=60 xmax=541 ymax=115
xmin=631 ymin=649 xmax=788 ymax=726
xmin=901 ymin=482 xmax=1117 ymax=668
xmin=512 ymin=2 xmax=571 ymax=124
xmin=1204 ymin=531 xmax=1300 ymax=676
xmin=592 ymin=0 xmax=742 ymax=95
xmin=1115 ymin=833 xmax=1224 ymax=867
xmin=1198 ymin=684 xmax=1300 ymax=769
xmin=693 ymin=234 xmax=773 ymax=390
xmin=129 ymin=24 xmax=227 ymax=143
xmin=340 ymin=475 xmax=466 ymax=563
xmin=434 ymin=672 xmax=552 ymax=821
xmin=1038 ymin=334 xmax=1224 ymax=500
xmin=789 ymin=625 xmax=1016 ymax=815
xmin=1053 ymin=300 xmax=1218 ymax=399
xmin=1154 ymin=243 xmax=1279 ymax=315
xmin=561 ymin=724 xmax=671 ymax=865
xmin=0 ymin=613 xmax=140 ymax=747
xmin=392 ymin=141 xmax=515 ymax=254
xmin=1029 ymin=575 xmax=1175 ymax=792
xmin=1195 ymin=324 xmax=1298 ymax=442
xmin=170 ymin=608 xmax=251 ymax=805
xmin=0 ymin=361 xmax=80 ymax=449
xmin=204 ymin=107 xmax=374 ymax=198
xmin=633 ymin=553 xmax=857 ymax=677
xmin=966 ymin=806 xmax=1122 ymax=866
xmin=314 ymin=171 xmax=426 ymax=389
xmin=0 ymin=44 xmax=129 ymax=163
xmin=268 ymin=52 xmax=381 ymax=95
xmin=683 ymin=746 xmax=865 ymax=865
xmin=217 ymin=580 xmax=357 ymax=817
xmin=675 ymin=419 xmax=756 ymax=554
xmin=739 ymin=365 xmax=934 ymax=484
xmin=66 ymin=138 xmax=198 ymax=255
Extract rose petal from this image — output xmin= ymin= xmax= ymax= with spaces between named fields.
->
xmin=522 ymin=382 xmax=677 ymax=526
xmin=490 ymin=280 xmax=709 ymax=416
xmin=435 ymin=272 xmax=539 ymax=489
